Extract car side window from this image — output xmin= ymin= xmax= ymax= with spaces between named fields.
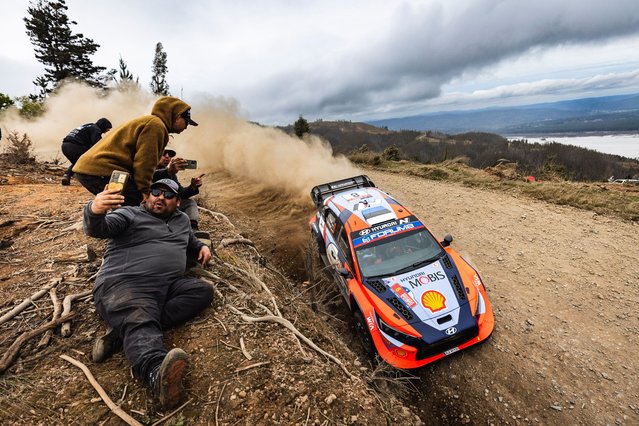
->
xmin=325 ymin=210 xmax=338 ymax=236
xmin=337 ymin=228 xmax=354 ymax=270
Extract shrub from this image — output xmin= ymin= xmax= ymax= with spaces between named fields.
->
xmin=382 ymin=145 xmax=400 ymax=161
xmin=4 ymin=131 xmax=35 ymax=164
xmin=348 ymin=150 xmax=381 ymax=166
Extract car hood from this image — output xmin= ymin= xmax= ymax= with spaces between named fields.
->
xmin=368 ymin=258 xmax=469 ymax=327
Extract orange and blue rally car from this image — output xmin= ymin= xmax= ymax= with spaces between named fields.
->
xmin=309 ymin=175 xmax=494 ymax=369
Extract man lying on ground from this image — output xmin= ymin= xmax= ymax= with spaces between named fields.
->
xmin=83 ymin=178 xmax=212 ymax=409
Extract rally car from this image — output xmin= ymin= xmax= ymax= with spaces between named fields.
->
xmin=309 ymin=175 xmax=494 ymax=369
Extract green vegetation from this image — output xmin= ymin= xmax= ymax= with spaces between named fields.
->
xmin=150 ymin=42 xmax=170 ymax=96
xmin=304 ymin=121 xmax=639 ymax=182
xmin=24 ymin=0 xmax=108 ymax=96
xmin=294 ymin=115 xmax=310 ymax=138
xmin=3 ymin=131 xmax=35 ymax=164
xmin=0 ymin=92 xmax=14 ymax=110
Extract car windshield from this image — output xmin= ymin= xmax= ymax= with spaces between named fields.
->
xmin=354 ymin=228 xmax=444 ymax=278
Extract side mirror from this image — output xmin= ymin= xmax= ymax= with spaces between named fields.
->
xmin=441 ymin=234 xmax=453 ymax=247
xmin=336 ymin=267 xmax=352 ymax=278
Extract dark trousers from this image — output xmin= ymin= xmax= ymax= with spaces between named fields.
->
xmin=93 ymin=276 xmax=213 ymax=380
xmin=61 ymin=142 xmax=88 ymax=178
xmin=75 ymin=173 xmax=144 ymax=206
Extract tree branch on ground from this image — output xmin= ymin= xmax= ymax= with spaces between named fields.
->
xmin=60 ymin=354 xmax=142 ymax=426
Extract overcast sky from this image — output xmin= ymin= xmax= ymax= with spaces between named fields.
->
xmin=2 ymin=0 xmax=639 ymax=125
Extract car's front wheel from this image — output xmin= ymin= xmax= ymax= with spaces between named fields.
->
xmin=353 ymin=307 xmax=376 ymax=359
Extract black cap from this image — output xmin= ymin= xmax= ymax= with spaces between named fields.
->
xmin=96 ymin=118 xmax=112 ymax=132
xmin=181 ymin=109 xmax=198 ymax=126
xmin=150 ymin=178 xmax=180 ymax=194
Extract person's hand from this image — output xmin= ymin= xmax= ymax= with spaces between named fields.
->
xmin=90 ymin=186 xmax=125 ymax=214
xmin=190 ymin=173 xmax=205 ymax=189
xmin=198 ymin=245 xmax=212 ymax=266
xmin=168 ymin=157 xmax=187 ymax=174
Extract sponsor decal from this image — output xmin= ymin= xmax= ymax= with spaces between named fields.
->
xmin=443 ymin=347 xmax=460 ymax=356
xmin=366 ymin=314 xmax=375 ymax=331
xmin=421 ymin=290 xmax=447 ymax=313
xmin=327 ymin=243 xmax=340 ymax=266
xmin=391 ymin=283 xmax=417 ymax=308
xmin=445 ymin=326 xmax=457 ymax=335
xmin=352 ymin=220 xmax=423 ymax=246
xmin=358 ymin=220 xmax=399 ymax=236
xmin=405 ymin=271 xmax=446 ymax=289
xmin=473 ymin=273 xmax=482 ymax=288
xmin=343 ymin=190 xmax=372 ymax=201
xmin=400 ymin=271 xmax=425 ymax=283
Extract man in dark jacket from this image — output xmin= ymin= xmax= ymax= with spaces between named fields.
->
xmin=61 ymin=117 xmax=112 ymax=186
xmin=83 ymin=178 xmax=212 ymax=409
xmin=74 ymin=96 xmax=198 ymax=206
xmin=153 ymin=148 xmax=204 ymax=230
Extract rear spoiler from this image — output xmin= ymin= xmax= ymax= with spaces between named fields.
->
xmin=310 ymin=175 xmax=376 ymax=209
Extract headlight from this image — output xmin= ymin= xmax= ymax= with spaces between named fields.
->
xmin=472 ymin=273 xmax=487 ymax=315
xmin=378 ymin=316 xmax=423 ymax=348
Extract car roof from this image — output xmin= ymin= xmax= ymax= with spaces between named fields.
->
xmin=324 ymin=187 xmax=415 ymax=234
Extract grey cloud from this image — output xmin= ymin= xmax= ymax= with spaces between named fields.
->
xmin=247 ymin=0 xmax=639 ymax=121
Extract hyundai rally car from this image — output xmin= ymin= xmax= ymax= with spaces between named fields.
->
xmin=309 ymin=175 xmax=494 ymax=369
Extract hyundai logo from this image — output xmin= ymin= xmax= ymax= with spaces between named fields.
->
xmin=359 ymin=229 xmax=370 ymax=235
xmin=445 ymin=327 xmax=457 ymax=335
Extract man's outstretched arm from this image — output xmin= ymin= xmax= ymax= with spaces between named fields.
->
xmin=83 ymin=188 xmax=130 ymax=238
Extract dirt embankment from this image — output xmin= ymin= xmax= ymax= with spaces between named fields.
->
xmin=1 ymin=160 xmax=638 ymax=425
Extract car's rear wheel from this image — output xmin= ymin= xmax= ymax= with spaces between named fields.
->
xmin=305 ymin=235 xmax=334 ymax=312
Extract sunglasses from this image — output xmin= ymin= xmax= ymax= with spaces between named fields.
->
xmin=150 ymin=188 xmax=177 ymax=199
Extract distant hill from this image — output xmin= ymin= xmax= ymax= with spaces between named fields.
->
xmin=277 ymin=120 xmax=639 ymax=181
xmin=367 ymin=93 xmax=639 ymax=134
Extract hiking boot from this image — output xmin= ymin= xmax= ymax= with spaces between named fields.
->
xmin=92 ymin=327 xmax=122 ymax=363
xmin=61 ymin=175 xmax=71 ymax=186
xmin=148 ymin=348 xmax=189 ymax=409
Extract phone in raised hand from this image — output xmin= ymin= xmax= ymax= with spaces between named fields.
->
xmin=107 ymin=170 xmax=129 ymax=194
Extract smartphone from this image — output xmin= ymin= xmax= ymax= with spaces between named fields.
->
xmin=185 ymin=159 xmax=198 ymax=169
xmin=107 ymin=170 xmax=129 ymax=194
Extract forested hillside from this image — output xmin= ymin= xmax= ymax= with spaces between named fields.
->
xmin=285 ymin=121 xmax=639 ymax=181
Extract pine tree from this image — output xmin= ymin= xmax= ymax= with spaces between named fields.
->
xmin=114 ymin=55 xmax=139 ymax=90
xmin=0 ymin=93 xmax=15 ymax=111
xmin=294 ymin=115 xmax=310 ymax=138
xmin=24 ymin=0 xmax=106 ymax=96
xmin=150 ymin=42 xmax=170 ymax=96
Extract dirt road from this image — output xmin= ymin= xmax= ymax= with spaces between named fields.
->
xmin=368 ymin=169 xmax=639 ymax=425
xmin=206 ymin=168 xmax=639 ymax=425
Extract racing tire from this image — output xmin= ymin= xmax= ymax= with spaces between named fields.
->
xmin=353 ymin=307 xmax=376 ymax=360
xmin=306 ymin=235 xmax=327 ymax=312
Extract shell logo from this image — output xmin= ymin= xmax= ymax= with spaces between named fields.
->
xmin=422 ymin=290 xmax=446 ymax=312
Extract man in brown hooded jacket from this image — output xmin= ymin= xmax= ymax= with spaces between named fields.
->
xmin=73 ymin=96 xmax=198 ymax=206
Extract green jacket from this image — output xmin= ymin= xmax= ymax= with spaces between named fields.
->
xmin=73 ymin=97 xmax=191 ymax=193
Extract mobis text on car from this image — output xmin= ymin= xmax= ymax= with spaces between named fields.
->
xmin=309 ymin=175 xmax=494 ymax=369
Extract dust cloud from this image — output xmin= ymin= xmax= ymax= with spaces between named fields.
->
xmin=0 ymin=83 xmax=358 ymax=200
